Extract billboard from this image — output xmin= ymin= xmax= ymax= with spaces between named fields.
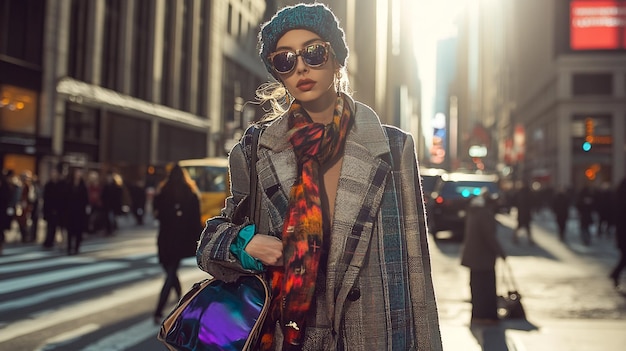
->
xmin=570 ymin=1 xmax=626 ymax=50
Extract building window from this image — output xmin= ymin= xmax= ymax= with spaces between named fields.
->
xmin=572 ymin=73 xmax=613 ymax=96
xmin=65 ymin=104 xmax=99 ymax=143
xmin=161 ymin=0 xmax=174 ymax=107
xmin=68 ymin=0 xmax=90 ymax=81
xmin=0 ymin=84 xmax=37 ymax=134
xmin=132 ymin=0 xmax=152 ymax=100
xmin=102 ymin=0 xmax=123 ymax=90
xmin=227 ymin=4 xmax=233 ymax=35
xmin=0 ymin=0 xmax=44 ymax=66
xmin=197 ymin=0 xmax=209 ymax=117
xmin=180 ymin=0 xmax=193 ymax=113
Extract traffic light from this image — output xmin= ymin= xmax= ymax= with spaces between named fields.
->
xmin=582 ymin=141 xmax=592 ymax=152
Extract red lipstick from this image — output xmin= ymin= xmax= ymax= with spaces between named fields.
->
xmin=296 ymin=79 xmax=316 ymax=91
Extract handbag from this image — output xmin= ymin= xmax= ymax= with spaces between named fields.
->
xmin=158 ymin=126 xmax=270 ymax=351
xmin=497 ymin=260 xmax=526 ymax=319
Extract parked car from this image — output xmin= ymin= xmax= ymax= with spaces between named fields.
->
xmin=419 ymin=167 xmax=446 ymax=204
xmin=426 ymin=172 xmax=506 ymax=239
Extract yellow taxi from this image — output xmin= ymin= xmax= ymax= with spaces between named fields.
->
xmin=178 ymin=158 xmax=230 ymax=224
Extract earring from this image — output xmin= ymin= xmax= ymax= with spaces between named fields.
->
xmin=335 ymin=71 xmax=342 ymax=96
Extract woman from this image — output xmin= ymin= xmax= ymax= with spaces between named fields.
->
xmin=153 ymin=164 xmax=202 ymax=324
xmin=197 ymin=3 xmax=442 ymax=350
xmin=461 ymin=190 xmax=507 ymax=325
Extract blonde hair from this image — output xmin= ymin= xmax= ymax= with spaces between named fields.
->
xmin=255 ymin=66 xmax=351 ymax=122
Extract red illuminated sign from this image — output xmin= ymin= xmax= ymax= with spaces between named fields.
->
xmin=570 ymin=1 xmax=626 ymax=50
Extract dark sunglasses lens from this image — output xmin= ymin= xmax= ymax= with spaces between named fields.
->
xmin=272 ymin=52 xmax=296 ymax=73
xmin=302 ymin=44 xmax=327 ymax=66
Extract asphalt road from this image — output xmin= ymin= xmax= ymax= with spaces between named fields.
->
xmin=1 ymin=210 xmax=625 ymax=350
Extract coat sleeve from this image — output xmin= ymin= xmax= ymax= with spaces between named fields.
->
xmin=397 ymin=133 xmax=443 ymax=350
xmin=196 ymin=133 xmax=260 ymax=282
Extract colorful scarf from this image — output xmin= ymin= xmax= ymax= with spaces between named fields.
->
xmin=259 ymin=95 xmax=353 ymax=350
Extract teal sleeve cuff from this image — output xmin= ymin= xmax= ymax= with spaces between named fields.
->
xmin=230 ymin=224 xmax=264 ymax=271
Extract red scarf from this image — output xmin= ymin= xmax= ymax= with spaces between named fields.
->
xmin=260 ymin=95 xmax=352 ymax=350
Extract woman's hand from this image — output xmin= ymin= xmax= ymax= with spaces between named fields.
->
xmin=245 ymin=234 xmax=283 ymax=266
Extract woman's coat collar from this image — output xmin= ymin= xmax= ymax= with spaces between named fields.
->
xmin=259 ymin=95 xmax=391 ymax=158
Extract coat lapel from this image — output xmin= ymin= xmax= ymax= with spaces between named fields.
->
xmin=326 ymin=105 xmax=392 ymax=329
xmin=256 ymin=99 xmax=393 ymax=330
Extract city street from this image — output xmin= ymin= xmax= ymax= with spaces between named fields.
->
xmin=0 ymin=210 xmax=625 ymax=350
xmin=433 ymin=209 xmax=626 ymax=351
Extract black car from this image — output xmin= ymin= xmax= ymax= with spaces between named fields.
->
xmin=426 ymin=172 xmax=506 ymax=239
xmin=419 ymin=167 xmax=446 ymax=204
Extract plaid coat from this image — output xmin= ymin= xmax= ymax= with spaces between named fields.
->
xmin=197 ymin=97 xmax=442 ymax=350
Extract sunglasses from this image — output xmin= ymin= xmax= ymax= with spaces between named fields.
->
xmin=268 ymin=42 xmax=333 ymax=74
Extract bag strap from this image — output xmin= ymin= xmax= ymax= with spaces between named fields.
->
xmin=500 ymin=259 xmax=520 ymax=291
xmin=248 ymin=126 xmax=262 ymax=224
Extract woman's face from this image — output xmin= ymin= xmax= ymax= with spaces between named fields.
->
xmin=273 ymin=29 xmax=338 ymax=107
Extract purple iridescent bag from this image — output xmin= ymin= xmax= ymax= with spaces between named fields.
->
xmin=158 ymin=126 xmax=269 ymax=351
xmin=158 ymin=274 xmax=270 ymax=350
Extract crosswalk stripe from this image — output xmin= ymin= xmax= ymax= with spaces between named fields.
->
xmin=80 ymin=320 xmax=157 ymax=351
xmin=0 ymin=267 xmax=207 ymax=343
xmin=0 ymin=267 xmax=161 ymax=314
xmin=0 ymin=262 xmax=129 ymax=294
xmin=34 ymin=324 xmax=101 ymax=351
xmin=0 ymin=256 xmax=96 ymax=274
xmin=0 ymin=251 xmax=57 ymax=264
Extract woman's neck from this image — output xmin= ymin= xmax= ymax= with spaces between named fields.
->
xmin=301 ymin=90 xmax=338 ymax=125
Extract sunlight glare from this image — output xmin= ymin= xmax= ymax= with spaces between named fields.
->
xmin=410 ymin=0 xmax=468 ymax=154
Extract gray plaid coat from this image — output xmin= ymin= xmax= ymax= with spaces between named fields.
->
xmin=197 ymin=97 xmax=442 ymax=350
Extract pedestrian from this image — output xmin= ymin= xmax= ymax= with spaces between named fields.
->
xmin=0 ymin=170 xmax=15 ymax=254
xmin=196 ymin=4 xmax=442 ymax=350
xmin=29 ymin=173 xmax=42 ymax=243
xmin=514 ymin=182 xmax=534 ymax=245
xmin=152 ymin=164 xmax=201 ymax=325
xmin=42 ymin=168 xmax=65 ymax=249
xmin=101 ymin=172 xmax=123 ymax=235
xmin=63 ymin=169 xmax=88 ymax=255
xmin=15 ymin=170 xmax=37 ymax=243
xmin=461 ymin=189 xmax=507 ymax=325
xmin=551 ymin=187 xmax=570 ymax=242
xmin=595 ymin=182 xmax=614 ymax=237
xmin=128 ymin=179 xmax=146 ymax=226
xmin=610 ymin=178 xmax=626 ymax=288
xmin=576 ymin=185 xmax=595 ymax=246
xmin=86 ymin=171 xmax=104 ymax=234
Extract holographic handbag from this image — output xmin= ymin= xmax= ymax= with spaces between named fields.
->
xmin=158 ymin=126 xmax=269 ymax=350
xmin=158 ymin=274 xmax=270 ymax=351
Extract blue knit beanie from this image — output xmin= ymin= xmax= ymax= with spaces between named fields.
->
xmin=259 ymin=3 xmax=349 ymax=79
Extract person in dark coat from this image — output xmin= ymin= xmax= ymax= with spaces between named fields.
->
xmin=610 ymin=178 xmax=626 ymax=288
xmin=16 ymin=170 xmax=37 ymax=243
xmin=461 ymin=189 xmax=507 ymax=325
xmin=514 ymin=183 xmax=534 ymax=245
xmin=42 ymin=168 xmax=65 ymax=249
xmin=551 ymin=187 xmax=571 ymax=242
xmin=128 ymin=180 xmax=146 ymax=226
xmin=101 ymin=172 xmax=123 ymax=235
xmin=576 ymin=185 xmax=595 ymax=246
xmin=152 ymin=164 xmax=202 ymax=324
xmin=595 ymin=182 xmax=614 ymax=237
xmin=0 ymin=170 xmax=15 ymax=254
xmin=63 ymin=169 xmax=89 ymax=255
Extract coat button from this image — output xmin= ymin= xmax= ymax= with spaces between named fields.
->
xmin=347 ymin=288 xmax=361 ymax=301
